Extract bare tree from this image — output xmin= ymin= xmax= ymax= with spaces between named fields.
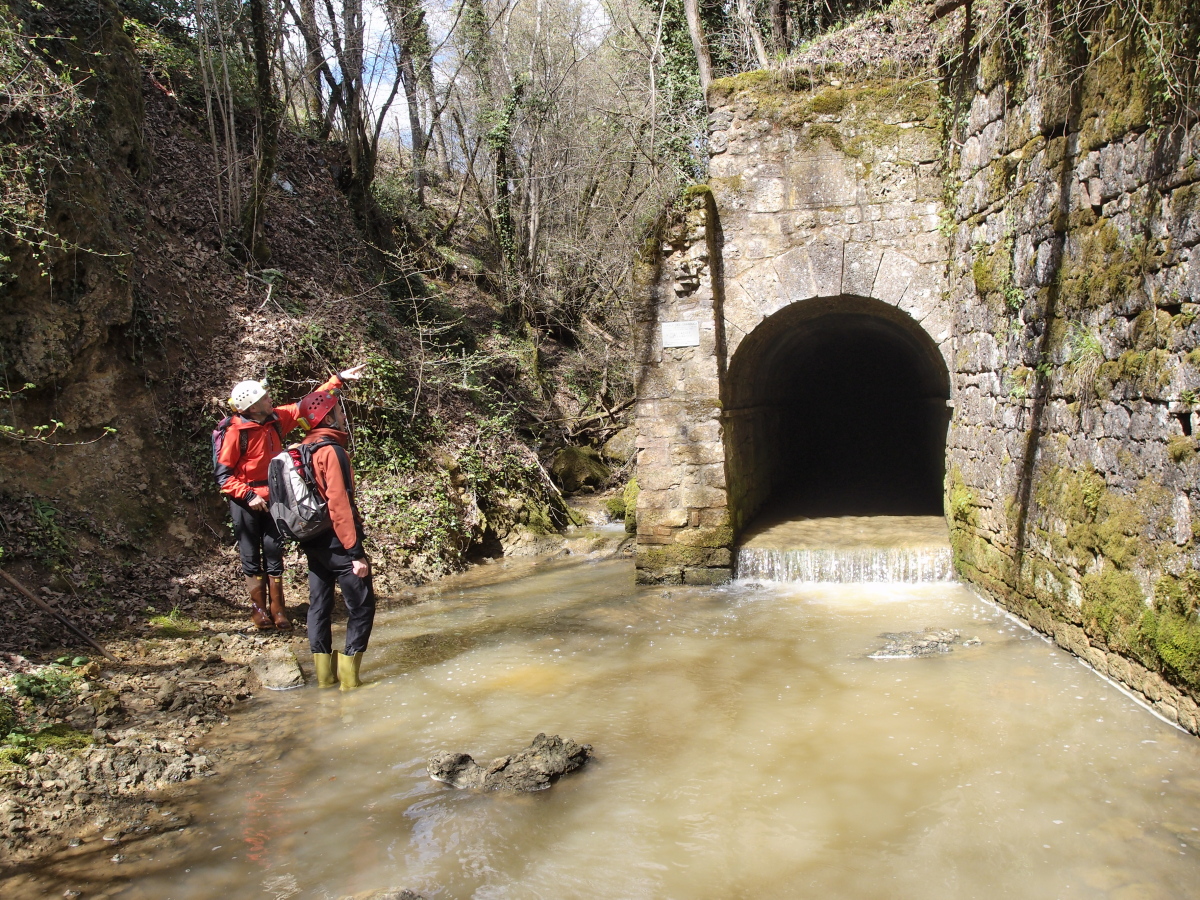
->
xmin=770 ymin=0 xmax=789 ymax=55
xmin=242 ymin=0 xmax=281 ymax=262
xmin=682 ymin=0 xmax=713 ymax=95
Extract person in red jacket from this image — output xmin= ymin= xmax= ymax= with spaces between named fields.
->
xmin=215 ymin=365 xmax=366 ymax=630
xmin=295 ymin=388 xmax=375 ymax=689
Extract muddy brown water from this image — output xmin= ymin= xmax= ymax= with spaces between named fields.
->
xmin=9 ymin=539 xmax=1200 ymax=899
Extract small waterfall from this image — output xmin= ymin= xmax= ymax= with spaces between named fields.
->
xmin=736 ymin=544 xmax=956 ymax=584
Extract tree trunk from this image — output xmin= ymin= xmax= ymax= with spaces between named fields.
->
xmin=398 ymin=48 xmax=425 ymax=204
xmin=299 ymin=0 xmax=324 ymax=123
xmin=737 ymin=0 xmax=770 ymax=68
xmin=770 ymin=0 xmax=788 ymax=56
xmin=682 ymin=0 xmax=713 ymax=98
xmin=241 ymin=0 xmax=279 ymax=263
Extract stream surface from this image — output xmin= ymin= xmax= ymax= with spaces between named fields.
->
xmin=19 ymin=543 xmax=1200 ymax=899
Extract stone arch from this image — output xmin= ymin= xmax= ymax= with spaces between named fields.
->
xmin=721 ymin=236 xmax=950 ymax=362
xmin=723 ymin=294 xmax=951 ymax=532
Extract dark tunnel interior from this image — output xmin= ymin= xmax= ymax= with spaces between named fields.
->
xmin=725 ymin=298 xmax=951 ymax=527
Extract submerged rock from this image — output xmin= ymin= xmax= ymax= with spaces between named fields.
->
xmin=870 ymin=629 xmax=961 ymax=659
xmin=428 ymin=733 xmax=592 ymax=792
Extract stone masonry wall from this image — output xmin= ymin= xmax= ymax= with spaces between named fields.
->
xmin=635 ymin=25 xmax=1200 ymax=732
xmin=946 ymin=29 xmax=1200 ymax=730
xmin=633 ymin=191 xmax=733 ymax=585
xmin=634 ymin=73 xmax=950 ymax=584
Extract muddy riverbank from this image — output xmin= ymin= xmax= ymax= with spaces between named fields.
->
xmin=0 ymin=530 xmax=632 ymax=878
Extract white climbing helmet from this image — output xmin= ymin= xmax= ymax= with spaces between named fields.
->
xmin=229 ymin=379 xmax=268 ymax=412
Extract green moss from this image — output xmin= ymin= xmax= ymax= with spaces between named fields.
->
xmin=1095 ymin=348 xmax=1170 ymax=398
xmin=808 ymin=89 xmax=848 ymax=116
xmin=1036 ymin=464 xmax=1155 ymax=571
xmin=550 ymin=446 xmax=610 ymax=493
xmin=0 ymin=698 xmax=14 ymax=739
xmin=1 ymin=723 xmax=94 ymax=769
xmin=713 ymin=75 xmax=936 ymax=133
xmin=947 ymin=468 xmax=977 ymax=526
xmin=1188 ymin=348 xmax=1200 ymax=368
xmin=972 ymin=248 xmax=1007 ymax=296
xmin=676 ymin=525 xmax=734 ymax=548
xmin=1131 ymin=309 xmax=1173 ymax=350
xmin=635 ymin=545 xmax=731 ymax=569
xmin=148 ymin=607 xmax=198 ymax=638
xmin=1168 ymin=436 xmax=1197 ymax=463
xmin=801 ymin=123 xmax=845 ymax=152
xmin=622 ymin=478 xmax=640 ymax=533
xmin=709 ymin=172 xmax=744 ymax=194
xmin=978 ymin=41 xmax=1008 ymax=92
xmin=1081 ymin=567 xmax=1146 ymax=653
xmin=1132 ymin=574 xmax=1200 ymax=688
xmin=30 ymin=723 xmax=93 ymax=752
xmin=604 ymin=497 xmax=626 ymax=520
xmin=520 ymin=499 xmax=557 ymax=535
xmin=1058 ymin=221 xmax=1150 ymax=313
xmin=707 ymin=70 xmax=778 ymax=105
xmin=1044 ymin=136 xmax=1069 ymax=170
xmin=988 ymin=155 xmax=1020 ymax=202
xmin=679 ymin=184 xmax=714 ymax=206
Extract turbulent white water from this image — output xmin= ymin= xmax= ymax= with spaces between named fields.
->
xmin=736 ymin=514 xmax=956 ymax=583
xmin=736 ymin=544 xmax=955 ymax=582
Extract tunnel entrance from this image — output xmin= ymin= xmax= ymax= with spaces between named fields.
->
xmin=724 ymin=296 xmax=950 ymax=530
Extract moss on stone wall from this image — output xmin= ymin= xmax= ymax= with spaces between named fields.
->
xmin=709 ymin=73 xmax=939 ymax=131
xmin=635 ymin=545 xmax=732 ymax=569
xmin=1058 ymin=221 xmax=1144 ymax=312
xmin=1095 ymin=349 xmax=1171 ymax=399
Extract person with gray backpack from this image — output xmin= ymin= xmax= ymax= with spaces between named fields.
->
xmin=214 ymin=364 xmax=366 ymax=631
xmin=283 ymin=384 xmax=376 ymax=690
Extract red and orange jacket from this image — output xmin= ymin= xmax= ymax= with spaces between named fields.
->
xmin=214 ymin=374 xmax=343 ymax=502
xmin=301 ymin=427 xmax=365 ymax=558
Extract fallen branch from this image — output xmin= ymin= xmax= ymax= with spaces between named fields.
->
xmin=567 ymin=398 xmax=636 ymax=439
xmin=0 ymin=569 xmax=119 ymax=663
xmin=930 ymin=0 xmax=968 ymax=22
xmin=516 ymin=444 xmax=565 ymax=501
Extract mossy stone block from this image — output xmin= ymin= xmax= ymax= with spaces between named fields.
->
xmin=675 ymin=525 xmax=734 ymax=548
xmin=636 ymin=546 xmax=731 ymax=569
xmin=683 ymin=567 xmax=732 ymax=585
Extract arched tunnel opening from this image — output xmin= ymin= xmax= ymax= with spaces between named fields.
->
xmin=724 ymin=296 xmax=950 ymax=531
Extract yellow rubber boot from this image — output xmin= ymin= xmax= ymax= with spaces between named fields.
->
xmin=313 ymin=653 xmax=338 ymax=688
xmin=338 ymin=651 xmax=363 ymax=690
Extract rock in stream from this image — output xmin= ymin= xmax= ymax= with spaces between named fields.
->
xmin=870 ymin=629 xmax=962 ymax=659
xmin=427 ymin=733 xmax=592 ymax=792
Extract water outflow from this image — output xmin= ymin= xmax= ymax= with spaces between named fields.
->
xmin=737 ymin=544 xmax=954 ymax=582
xmin=735 ymin=514 xmax=956 ymax=583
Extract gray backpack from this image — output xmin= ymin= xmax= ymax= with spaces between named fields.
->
xmin=267 ymin=439 xmax=348 ymax=542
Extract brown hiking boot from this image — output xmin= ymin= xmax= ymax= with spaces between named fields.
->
xmin=246 ymin=576 xmax=274 ymax=630
xmin=267 ymin=576 xmax=292 ymax=630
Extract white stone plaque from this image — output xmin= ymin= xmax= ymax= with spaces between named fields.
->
xmin=661 ymin=321 xmax=700 ymax=348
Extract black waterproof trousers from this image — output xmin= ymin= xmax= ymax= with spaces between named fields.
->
xmin=302 ymin=532 xmax=376 ymax=655
xmin=229 ymin=498 xmax=284 ymax=577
